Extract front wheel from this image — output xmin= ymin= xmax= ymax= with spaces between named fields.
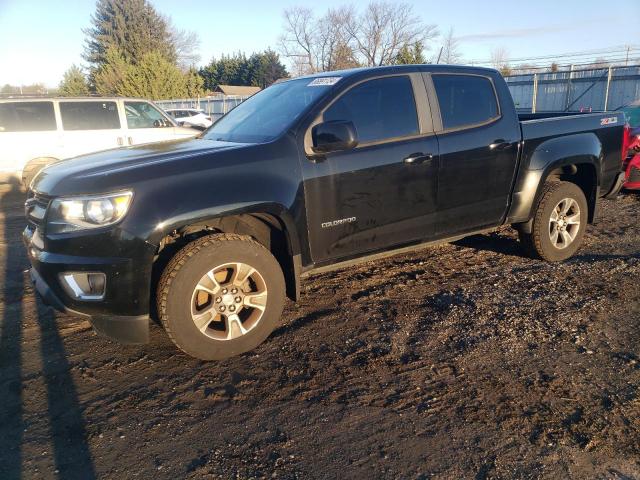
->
xmin=518 ymin=181 xmax=588 ymax=262
xmin=157 ymin=234 xmax=286 ymax=360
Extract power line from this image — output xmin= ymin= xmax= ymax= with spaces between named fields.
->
xmin=470 ymin=46 xmax=640 ymax=64
xmin=472 ymin=52 xmax=640 ymax=66
xmin=467 ymin=45 xmax=640 ymax=65
xmin=502 ymin=58 xmax=640 ymax=74
xmin=474 ymin=56 xmax=640 ymax=69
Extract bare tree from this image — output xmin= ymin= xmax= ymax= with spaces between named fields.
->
xmin=347 ymin=2 xmax=437 ymax=67
xmin=439 ymin=28 xmax=462 ymax=64
xmin=169 ymin=25 xmax=202 ymax=70
xmin=490 ymin=47 xmax=510 ymax=70
xmin=589 ymin=57 xmax=610 ymax=69
xmin=318 ymin=6 xmax=358 ymax=71
xmin=279 ymin=7 xmax=320 ymax=75
xmin=280 ymin=2 xmax=438 ymax=74
xmin=513 ymin=63 xmax=537 ymax=75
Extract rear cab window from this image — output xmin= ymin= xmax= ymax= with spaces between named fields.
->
xmin=59 ymin=101 xmax=120 ymax=130
xmin=0 ymin=101 xmax=56 ymax=132
xmin=432 ymin=74 xmax=499 ymax=130
xmin=323 ymin=75 xmax=419 ymax=144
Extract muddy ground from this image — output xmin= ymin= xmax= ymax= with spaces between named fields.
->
xmin=1 ymin=179 xmax=639 ymax=480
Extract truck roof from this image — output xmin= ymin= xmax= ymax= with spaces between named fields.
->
xmin=294 ymin=64 xmax=500 ymax=81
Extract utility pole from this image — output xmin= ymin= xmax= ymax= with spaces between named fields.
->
xmin=625 ymin=45 xmax=630 ymax=66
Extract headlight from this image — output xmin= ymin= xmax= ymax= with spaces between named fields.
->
xmin=47 ymin=191 xmax=133 ymax=233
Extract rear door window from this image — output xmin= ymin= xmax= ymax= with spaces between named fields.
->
xmin=432 ymin=74 xmax=499 ymax=130
xmin=59 ymin=101 xmax=120 ymax=130
xmin=0 ymin=101 xmax=56 ymax=132
xmin=124 ymin=101 xmax=172 ymax=128
xmin=323 ymin=75 xmax=419 ymax=144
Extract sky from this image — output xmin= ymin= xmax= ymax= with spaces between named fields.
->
xmin=0 ymin=0 xmax=638 ymax=88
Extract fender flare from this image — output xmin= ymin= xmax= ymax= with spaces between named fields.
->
xmin=149 ymin=201 xmax=303 ymax=301
xmin=507 ymin=133 xmax=602 ymax=225
xmin=149 ymin=201 xmax=301 ymax=256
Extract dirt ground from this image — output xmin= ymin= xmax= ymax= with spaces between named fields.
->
xmin=1 ymin=179 xmax=639 ymax=480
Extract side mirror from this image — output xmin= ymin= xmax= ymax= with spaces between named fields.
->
xmin=311 ymin=120 xmax=358 ymax=154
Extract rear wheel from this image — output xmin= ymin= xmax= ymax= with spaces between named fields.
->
xmin=518 ymin=181 xmax=588 ymax=262
xmin=157 ymin=234 xmax=285 ymax=360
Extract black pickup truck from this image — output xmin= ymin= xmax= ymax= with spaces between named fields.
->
xmin=24 ymin=65 xmax=626 ymax=360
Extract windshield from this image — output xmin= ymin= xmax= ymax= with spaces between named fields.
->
xmin=204 ymin=78 xmax=337 ymax=143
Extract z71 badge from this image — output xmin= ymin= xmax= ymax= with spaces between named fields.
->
xmin=601 ymin=117 xmax=618 ymax=126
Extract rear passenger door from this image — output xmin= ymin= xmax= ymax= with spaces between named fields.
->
xmin=58 ymin=100 xmax=123 ymax=158
xmin=427 ymin=73 xmax=520 ymax=235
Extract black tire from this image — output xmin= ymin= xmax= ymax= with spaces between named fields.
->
xmin=157 ymin=233 xmax=286 ymax=360
xmin=518 ymin=181 xmax=588 ymax=262
xmin=22 ymin=157 xmax=57 ymax=188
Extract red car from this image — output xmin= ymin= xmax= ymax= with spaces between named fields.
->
xmin=624 ymin=137 xmax=640 ymax=190
xmin=620 ymin=102 xmax=640 ymax=190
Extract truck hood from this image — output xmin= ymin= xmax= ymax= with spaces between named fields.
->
xmin=32 ymin=137 xmax=249 ymax=196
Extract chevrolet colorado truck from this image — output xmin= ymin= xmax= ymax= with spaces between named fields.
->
xmin=24 ymin=65 xmax=626 ymax=360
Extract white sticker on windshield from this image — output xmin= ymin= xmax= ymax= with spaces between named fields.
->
xmin=308 ymin=77 xmax=342 ymax=87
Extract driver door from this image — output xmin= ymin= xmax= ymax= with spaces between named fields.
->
xmin=122 ymin=100 xmax=177 ymax=145
xmin=300 ymin=74 xmax=440 ymax=263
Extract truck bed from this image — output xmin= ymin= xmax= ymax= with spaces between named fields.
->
xmin=518 ymin=111 xmax=625 ymax=194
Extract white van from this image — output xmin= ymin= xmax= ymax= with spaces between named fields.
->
xmin=0 ymin=97 xmax=199 ymax=186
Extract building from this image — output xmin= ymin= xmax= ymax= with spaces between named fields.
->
xmin=212 ymin=85 xmax=261 ymax=96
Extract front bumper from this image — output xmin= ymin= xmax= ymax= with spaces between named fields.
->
xmin=29 ymin=268 xmax=149 ymax=343
xmin=23 ymin=224 xmax=154 ymax=344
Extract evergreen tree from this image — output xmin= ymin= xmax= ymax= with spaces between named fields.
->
xmin=251 ymin=49 xmax=288 ymax=88
xmin=199 ymin=50 xmax=288 ymax=91
xmin=184 ymin=67 xmax=205 ymax=97
xmin=93 ymin=48 xmax=134 ymax=95
xmin=59 ymin=65 xmax=90 ymax=96
xmin=394 ymin=41 xmax=426 ymax=65
xmin=94 ymin=49 xmax=191 ymax=99
xmin=84 ymin=0 xmax=176 ymax=71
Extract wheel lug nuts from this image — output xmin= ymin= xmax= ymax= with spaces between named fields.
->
xmin=231 ymin=288 xmax=238 ymax=294
xmin=222 ymin=288 xmax=228 ymax=294
xmin=229 ymin=305 xmax=235 ymax=312
xmin=215 ymin=297 xmax=222 ymax=303
xmin=235 ymin=296 xmax=242 ymax=303
xmin=219 ymin=305 xmax=226 ymax=312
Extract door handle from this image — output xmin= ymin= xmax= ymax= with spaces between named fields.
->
xmin=117 ymin=137 xmax=124 ymax=146
xmin=128 ymin=137 xmax=133 ymax=145
xmin=403 ymin=152 xmax=434 ymax=165
xmin=489 ymin=139 xmax=513 ymax=150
